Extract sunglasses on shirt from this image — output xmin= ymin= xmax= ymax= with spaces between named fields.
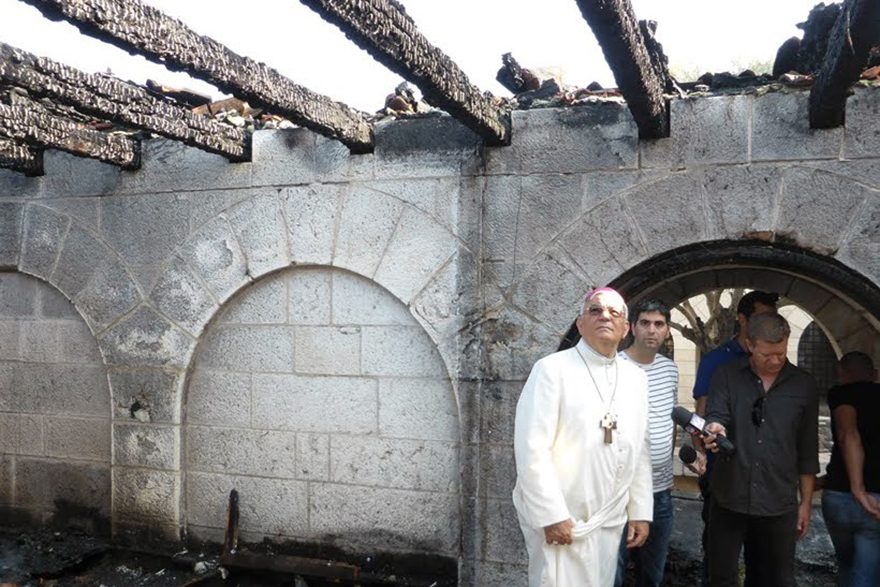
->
xmin=752 ymin=396 xmax=765 ymax=427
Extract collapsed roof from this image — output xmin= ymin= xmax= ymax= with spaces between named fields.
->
xmin=0 ymin=0 xmax=878 ymax=176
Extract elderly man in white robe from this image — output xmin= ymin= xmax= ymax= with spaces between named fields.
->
xmin=513 ymin=287 xmax=654 ymax=587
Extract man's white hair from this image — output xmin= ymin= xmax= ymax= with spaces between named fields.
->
xmin=577 ymin=287 xmax=628 ymax=318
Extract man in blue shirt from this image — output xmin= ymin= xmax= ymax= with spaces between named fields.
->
xmin=692 ymin=290 xmax=778 ymax=586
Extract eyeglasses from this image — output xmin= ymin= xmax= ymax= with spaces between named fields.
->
xmin=751 ymin=396 xmax=765 ymax=427
xmin=586 ymin=305 xmax=625 ymax=319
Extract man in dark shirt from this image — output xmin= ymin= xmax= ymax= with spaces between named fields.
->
xmin=821 ymin=351 xmax=880 ymax=586
xmin=703 ymin=312 xmax=819 ymax=587
xmin=691 ymin=291 xmax=778 ymax=587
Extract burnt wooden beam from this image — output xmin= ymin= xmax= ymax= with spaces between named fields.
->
xmin=0 ymin=43 xmax=249 ymax=161
xmin=810 ymin=0 xmax=880 ymax=129
xmin=0 ymin=131 xmax=42 ymax=175
xmin=0 ymin=137 xmax=43 ymax=176
xmin=574 ymin=0 xmax=669 ymax=139
xmin=300 ymin=0 xmax=510 ymax=145
xmin=0 ymin=95 xmax=140 ymax=169
xmin=21 ymin=0 xmax=374 ymax=153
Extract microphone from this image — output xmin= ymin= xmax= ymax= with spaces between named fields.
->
xmin=671 ymin=406 xmax=735 ymax=456
xmin=679 ymin=444 xmax=697 ymax=465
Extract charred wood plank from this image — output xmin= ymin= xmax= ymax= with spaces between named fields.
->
xmin=0 ymin=137 xmax=43 ymax=176
xmin=810 ymin=0 xmax=880 ymax=128
xmin=21 ymin=0 xmax=374 ymax=153
xmin=0 ymin=95 xmax=140 ymax=169
xmin=223 ymin=489 xmax=240 ymax=555
xmin=0 ymin=43 xmax=249 ymax=161
xmin=574 ymin=0 xmax=669 ymax=139
xmin=300 ymin=0 xmax=510 ymax=145
xmin=220 ymin=551 xmax=360 ymax=582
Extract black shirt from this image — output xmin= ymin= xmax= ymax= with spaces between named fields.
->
xmin=706 ymin=357 xmax=819 ymax=516
xmin=824 ymin=381 xmax=880 ymax=493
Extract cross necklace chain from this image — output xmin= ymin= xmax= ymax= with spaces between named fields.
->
xmin=576 ymin=346 xmax=619 ymax=444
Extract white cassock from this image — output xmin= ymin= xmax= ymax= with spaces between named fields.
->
xmin=513 ymin=338 xmax=653 ymax=587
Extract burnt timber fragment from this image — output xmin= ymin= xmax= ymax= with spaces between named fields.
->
xmin=223 ymin=489 xmax=239 ymax=555
xmin=22 ymin=0 xmax=374 ymax=153
xmin=574 ymin=0 xmax=669 ymax=139
xmin=810 ymin=0 xmax=880 ymax=129
xmin=0 ymin=137 xmax=43 ymax=176
xmin=773 ymin=37 xmax=802 ymax=77
xmin=496 ymin=53 xmax=539 ymax=95
xmin=300 ymin=0 xmax=511 ymax=146
xmin=0 ymin=94 xmax=140 ymax=169
xmin=797 ymin=3 xmax=843 ymax=75
xmin=0 ymin=43 xmax=250 ymax=162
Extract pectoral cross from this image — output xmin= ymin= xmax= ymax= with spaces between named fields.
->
xmin=600 ymin=412 xmax=617 ymax=444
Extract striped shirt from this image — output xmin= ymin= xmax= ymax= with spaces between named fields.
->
xmin=619 ymin=351 xmax=679 ymax=491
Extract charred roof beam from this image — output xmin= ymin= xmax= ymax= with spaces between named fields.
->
xmin=809 ymin=0 xmax=880 ymax=129
xmin=574 ymin=0 xmax=670 ymax=139
xmin=0 ymin=42 xmax=250 ymax=162
xmin=300 ymin=0 xmax=510 ymax=146
xmin=21 ymin=0 xmax=374 ymax=153
xmin=0 ymin=137 xmax=43 ymax=176
xmin=0 ymin=93 xmax=140 ymax=169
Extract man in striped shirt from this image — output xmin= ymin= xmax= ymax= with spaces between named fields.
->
xmin=615 ymin=299 xmax=682 ymax=587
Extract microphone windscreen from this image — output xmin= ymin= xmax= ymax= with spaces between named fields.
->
xmin=679 ymin=444 xmax=697 ymax=464
xmin=671 ymin=406 xmax=693 ymax=427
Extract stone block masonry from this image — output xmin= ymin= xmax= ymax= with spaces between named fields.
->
xmin=1 ymin=86 xmax=880 ymax=586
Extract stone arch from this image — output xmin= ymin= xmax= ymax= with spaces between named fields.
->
xmin=181 ymin=265 xmax=462 ymax=558
xmin=498 ymin=162 xmax=880 ymax=367
xmin=79 ymin=184 xmax=474 ymax=540
xmin=611 ymin=240 xmax=880 ymax=360
xmin=156 ymin=188 xmax=473 ymax=375
xmin=17 ymin=203 xmax=142 ymax=334
xmin=0 ymin=271 xmax=112 ymax=534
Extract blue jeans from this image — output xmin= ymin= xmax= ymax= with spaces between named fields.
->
xmin=822 ymin=489 xmax=880 ymax=587
xmin=615 ymin=489 xmax=674 ymax=587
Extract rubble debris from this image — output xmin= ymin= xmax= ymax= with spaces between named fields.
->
xmin=496 ymin=53 xmax=542 ymax=94
xmin=862 ymin=64 xmax=880 ymax=80
xmin=516 ymin=78 xmax=563 ymax=108
xmin=574 ymin=0 xmax=669 ymax=138
xmin=301 ymin=0 xmax=510 ymax=145
xmin=22 ymin=0 xmax=374 ymax=153
xmin=144 ymin=79 xmax=211 ymax=108
xmin=191 ymin=96 xmax=261 ymax=119
xmin=383 ymin=82 xmax=420 ymax=114
xmin=781 ymin=73 xmax=814 ymax=87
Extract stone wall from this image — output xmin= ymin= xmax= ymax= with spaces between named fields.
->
xmin=0 ymin=273 xmax=110 ymax=533
xmin=1 ymin=85 xmax=879 ymax=585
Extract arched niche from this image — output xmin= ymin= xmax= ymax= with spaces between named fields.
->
xmin=182 ymin=266 xmax=461 ymax=559
xmin=0 ymin=272 xmax=111 ymax=534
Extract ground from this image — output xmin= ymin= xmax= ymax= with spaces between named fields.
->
xmin=1 ymin=493 xmax=837 ymax=586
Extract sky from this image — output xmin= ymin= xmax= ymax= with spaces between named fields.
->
xmin=0 ymin=0 xmax=823 ymax=113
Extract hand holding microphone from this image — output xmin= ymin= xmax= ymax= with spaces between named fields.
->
xmin=679 ymin=445 xmax=707 ymax=475
xmin=671 ymin=406 xmax=735 ymax=456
